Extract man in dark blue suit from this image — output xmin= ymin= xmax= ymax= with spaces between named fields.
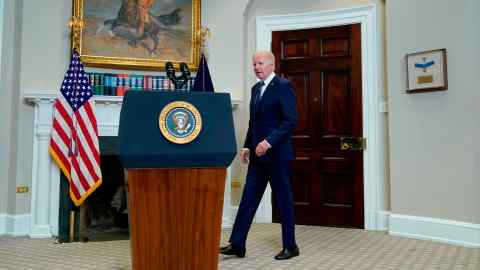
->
xmin=220 ymin=51 xmax=299 ymax=260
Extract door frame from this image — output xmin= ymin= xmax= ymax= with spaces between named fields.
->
xmin=254 ymin=4 xmax=387 ymax=230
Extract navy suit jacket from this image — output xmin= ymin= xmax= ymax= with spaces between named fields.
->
xmin=244 ymin=75 xmax=297 ymax=163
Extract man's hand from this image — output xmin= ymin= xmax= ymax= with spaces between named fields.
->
xmin=255 ymin=139 xmax=271 ymax=157
xmin=240 ymin=148 xmax=250 ymax=164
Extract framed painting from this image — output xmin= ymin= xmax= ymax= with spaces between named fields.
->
xmin=406 ymin=49 xmax=448 ymax=93
xmin=71 ymin=0 xmax=201 ymax=70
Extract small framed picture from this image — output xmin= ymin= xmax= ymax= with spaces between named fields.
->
xmin=406 ymin=49 xmax=448 ymax=93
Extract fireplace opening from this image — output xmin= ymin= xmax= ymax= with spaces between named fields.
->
xmin=58 ymin=136 xmax=129 ymax=242
xmin=82 ymin=154 xmax=128 ymax=241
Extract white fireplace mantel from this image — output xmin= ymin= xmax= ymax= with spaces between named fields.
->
xmin=24 ymin=92 xmax=240 ymax=238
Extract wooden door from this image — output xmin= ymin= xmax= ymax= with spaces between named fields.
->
xmin=272 ymin=24 xmax=364 ymax=228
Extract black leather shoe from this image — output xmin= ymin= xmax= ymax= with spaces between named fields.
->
xmin=219 ymin=244 xmax=246 ymax=258
xmin=274 ymin=247 xmax=299 ymax=260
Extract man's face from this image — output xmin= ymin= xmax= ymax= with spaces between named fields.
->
xmin=253 ymin=54 xmax=274 ymax=81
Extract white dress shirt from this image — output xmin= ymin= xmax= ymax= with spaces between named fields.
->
xmin=259 ymin=72 xmax=276 ymax=99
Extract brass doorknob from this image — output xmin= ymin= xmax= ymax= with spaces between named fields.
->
xmin=339 ymin=136 xmax=366 ymax=151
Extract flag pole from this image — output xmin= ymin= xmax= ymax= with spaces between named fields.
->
xmin=69 ymin=210 xmax=75 ymax=242
xmin=199 ymin=27 xmax=211 ymax=92
xmin=202 ymin=57 xmax=206 ymax=92
xmin=200 ymin=27 xmax=211 ymax=58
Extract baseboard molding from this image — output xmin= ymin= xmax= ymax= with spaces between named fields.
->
xmin=5 ymin=211 xmax=477 ymax=248
xmin=364 ymin=210 xmax=390 ymax=231
xmin=0 ymin=214 xmax=5 ymax=234
xmin=0 ymin=214 xmax=30 ymax=236
xmin=230 ymin=206 xmax=239 ymax=225
xmin=377 ymin=211 xmax=390 ymax=231
xmin=221 ymin=206 xmax=234 ymax=229
xmin=221 ymin=222 xmax=233 ymax=229
xmin=254 ymin=204 xmax=272 ymax=223
xmin=389 ymin=214 xmax=480 ymax=248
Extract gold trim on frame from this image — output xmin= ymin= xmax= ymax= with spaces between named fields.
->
xmin=71 ymin=0 xmax=201 ymax=70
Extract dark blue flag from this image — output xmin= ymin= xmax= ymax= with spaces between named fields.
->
xmin=192 ymin=54 xmax=214 ymax=92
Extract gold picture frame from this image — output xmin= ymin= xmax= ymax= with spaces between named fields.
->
xmin=71 ymin=0 xmax=201 ymax=70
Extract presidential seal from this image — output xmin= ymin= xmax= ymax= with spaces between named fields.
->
xmin=159 ymin=101 xmax=202 ymax=144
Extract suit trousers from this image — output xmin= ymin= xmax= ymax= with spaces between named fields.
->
xmin=229 ymin=160 xmax=297 ymax=250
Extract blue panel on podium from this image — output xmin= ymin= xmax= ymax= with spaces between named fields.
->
xmin=119 ymin=91 xmax=237 ymax=168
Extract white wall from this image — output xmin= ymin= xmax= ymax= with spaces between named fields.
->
xmin=20 ymin=1 xmax=71 ymax=92
xmin=202 ymin=0 xmax=250 ymax=204
xmin=203 ymin=0 xmax=249 ymax=101
xmin=0 ymin=0 xmax=3 ymax=78
xmin=0 ymin=0 xmax=6 ymax=215
xmin=4 ymin=0 xmax=388 ymax=214
xmin=2 ymin=0 xmax=479 ymax=238
xmin=387 ymin=0 xmax=480 ymax=224
xmin=0 ymin=0 xmax=24 ymax=216
xmin=4 ymin=0 xmax=252 ymax=215
xmin=244 ymin=0 xmax=385 ymax=90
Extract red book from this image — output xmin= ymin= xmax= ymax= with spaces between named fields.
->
xmin=143 ymin=75 xmax=152 ymax=90
xmin=116 ymin=74 xmax=129 ymax=96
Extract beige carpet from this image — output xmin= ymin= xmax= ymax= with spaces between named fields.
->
xmin=0 ymin=224 xmax=479 ymax=270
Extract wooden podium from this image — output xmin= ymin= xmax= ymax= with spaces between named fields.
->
xmin=119 ymin=91 xmax=237 ymax=270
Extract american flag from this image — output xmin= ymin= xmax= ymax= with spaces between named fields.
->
xmin=49 ymin=51 xmax=102 ymax=206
